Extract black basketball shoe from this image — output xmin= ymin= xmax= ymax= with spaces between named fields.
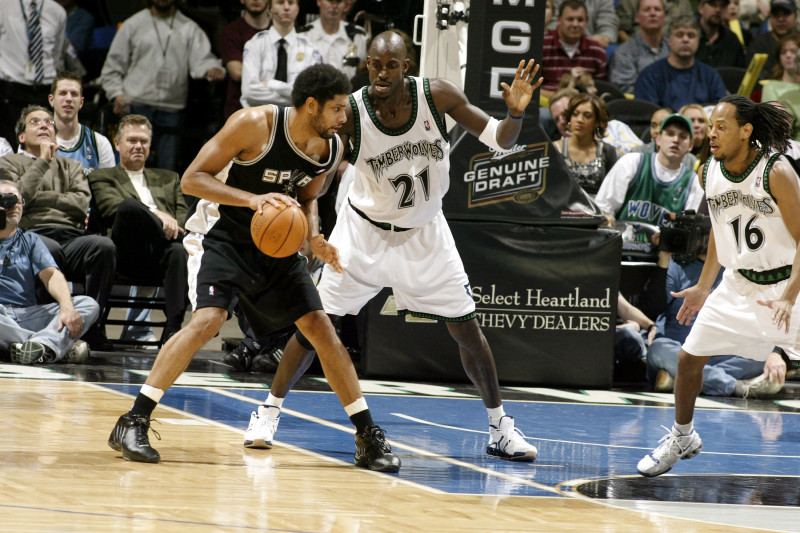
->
xmin=222 ymin=341 xmax=259 ymax=371
xmin=108 ymin=413 xmax=161 ymax=463
xmin=354 ymin=425 xmax=401 ymax=473
xmin=252 ymin=344 xmax=283 ymax=373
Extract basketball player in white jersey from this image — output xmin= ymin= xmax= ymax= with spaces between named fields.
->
xmin=244 ymin=31 xmax=543 ymax=462
xmin=108 ymin=64 xmax=401 ymax=472
xmin=638 ymin=95 xmax=800 ymax=477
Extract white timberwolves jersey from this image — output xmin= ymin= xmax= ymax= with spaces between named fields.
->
xmin=704 ymin=152 xmax=796 ymax=273
xmin=347 ymin=77 xmax=451 ymax=228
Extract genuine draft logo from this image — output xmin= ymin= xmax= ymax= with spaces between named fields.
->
xmin=463 ymin=142 xmax=550 ymax=207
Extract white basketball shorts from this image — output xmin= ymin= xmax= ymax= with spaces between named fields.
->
xmin=683 ymin=269 xmax=800 ymax=361
xmin=316 ymin=205 xmax=476 ymax=320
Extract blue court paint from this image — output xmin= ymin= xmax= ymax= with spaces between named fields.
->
xmin=101 ymin=384 xmax=800 ymax=498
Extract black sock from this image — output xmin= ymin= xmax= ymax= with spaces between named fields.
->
xmin=349 ymin=409 xmax=374 ymax=434
xmin=129 ymin=393 xmax=158 ymax=418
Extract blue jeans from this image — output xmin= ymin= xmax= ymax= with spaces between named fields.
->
xmin=120 ymin=286 xmax=157 ymax=341
xmin=129 ymin=105 xmax=183 ymax=172
xmin=615 ymin=326 xmax=647 ymax=365
xmin=647 ymin=337 xmax=766 ymax=396
xmin=0 ymin=296 xmax=100 ymax=359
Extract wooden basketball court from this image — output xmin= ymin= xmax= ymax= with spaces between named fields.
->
xmin=1 ymin=350 xmax=797 ymax=533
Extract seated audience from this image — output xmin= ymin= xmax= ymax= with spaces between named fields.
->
xmin=722 ymin=0 xmax=752 ymax=47
xmin=49 ymin=71 xmax=116 ymax=173
xmin=617 ymin=0 xmax=693 ymax=42
xmin=610 ymin=0 xmax=671 ymax=94
xmin=678 ymin=103 xmax=711 ymax=160
xmin=88 ymin=115 xmax=189 ymax=342
xmin=549 ymin=0 xmax=620 ymax=47
xmin=542 ymin=0 xmax=608 ymax=98
xmin=768 ymin=33 xmax=800 ymax=82
xmin=554 ymin=93 xmax=618 ymax=195
xmin=631 ymin=106 xmax=699 ymax=168
xmin=595 ymin=113 xmax=703 ymax=225
xmin=0 ymin=180 xmax=99 ymax=364
xmin=547 ymin=88 xmax=580 ymax=141
xmin=0 ymin=105 xmax=116 ymax=350
xmin=635 ymin=15 xmax=729 ymax=109
xmin=696 ymin=0 xmax=746 ymax=68
xmin=550 ymin=86 xmax=642 ymax=153
xmin=747 ymin=0 xmax=798 ymax=79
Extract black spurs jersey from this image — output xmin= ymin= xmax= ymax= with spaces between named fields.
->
xmin=185 ymin=105 xmax=342 ymax=243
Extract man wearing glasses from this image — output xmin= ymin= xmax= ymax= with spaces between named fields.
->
xmin=0 ymin=105 xmax=116 ymax=350
xmin=0 ymin=179 xmax=99 ymax=364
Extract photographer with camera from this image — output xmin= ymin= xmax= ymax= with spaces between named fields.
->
xmin=0 ymin=180 xmax=99 ymax=364
xmin=595 ymin=113 xmax=704 ymax=227
xmin=642 ymin=210 xmax=786 ymax=397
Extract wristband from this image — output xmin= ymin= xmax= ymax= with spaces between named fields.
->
xmin=507 ymin=110 xmax=525 ymax=120
xmin=647 ymin=323 xmax=657 ymax=333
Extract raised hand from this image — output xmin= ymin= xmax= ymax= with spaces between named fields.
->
xmin=500 ymin=59 xmax=543 ymax=117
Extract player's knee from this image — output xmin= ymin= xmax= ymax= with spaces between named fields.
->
xmin=188 ymin=308 xmax=226 ymax=339
xmin=296 ymin=313 xmax=342 ymax=350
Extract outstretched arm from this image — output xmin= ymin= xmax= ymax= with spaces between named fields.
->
xmin=432 ymin=59 xmax=542 ymax=149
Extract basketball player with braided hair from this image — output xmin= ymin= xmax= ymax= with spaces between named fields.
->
xmin=107 ymin=64 xmax=401 ymax=473
xmin=638 ymin=95 xmax=800 ymax=477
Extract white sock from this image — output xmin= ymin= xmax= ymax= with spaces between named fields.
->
xmin=140 ymin=384 xmax=164 ymax=403
xmin=344 ymin=397 xmax=369 ymax=416
xmin=487 ymin=405 xmax=506 ymax=422
xmin=265 ymin=393 xmax=284 ymax=408
xmin=259 ymin=394 xmax=284 ymax=418
xmin=673 ymin=421 xmax=693 ymax=436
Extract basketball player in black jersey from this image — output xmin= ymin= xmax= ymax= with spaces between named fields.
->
xmin=108 ymin=64 xmax=401 ymax=473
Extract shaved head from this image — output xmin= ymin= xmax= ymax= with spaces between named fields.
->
xmin=369 ymin=30 xmax=407 ymax=60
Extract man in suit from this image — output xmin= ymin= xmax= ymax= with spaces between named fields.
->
xmin=88 ymin=114 xmax=189 ymax=341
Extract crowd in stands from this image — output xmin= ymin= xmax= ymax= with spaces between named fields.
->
xmin=0 ymin=0 xmax=408 ymax=363
xmin=543 ymin=0 xmax=799 ymax=395
xmin=0 ymin=0 xmax=793 ymax=397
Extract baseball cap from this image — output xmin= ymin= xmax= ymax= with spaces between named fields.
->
xmin=659 ymin=113 xmax=694 ymax=138
xmin=771 ymin=0 xmax=797 ymax=13
xmin=700 ymin=0 xmax=730 ymax=5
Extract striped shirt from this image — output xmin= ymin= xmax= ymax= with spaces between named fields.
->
xmin=542 ymin=29 xmax=608 ymax=92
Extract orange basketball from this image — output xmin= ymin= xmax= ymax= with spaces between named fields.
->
xmin=250 ymin=203 xmax=308 ymax=258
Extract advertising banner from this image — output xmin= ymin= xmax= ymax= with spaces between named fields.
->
xmin=444 ymin=125 xmax=605 ymax=225
xmin=362 ymin=222 xmax=621 ymax=387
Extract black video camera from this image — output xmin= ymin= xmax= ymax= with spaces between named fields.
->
xmin=659 ymin=210 xmax=712 ymax=263
xmin=0 ymin=192 xmax=19 ymax=230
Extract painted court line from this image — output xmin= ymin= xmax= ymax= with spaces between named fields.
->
xmin=210 ymin=388 xmax=561 ymax=495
